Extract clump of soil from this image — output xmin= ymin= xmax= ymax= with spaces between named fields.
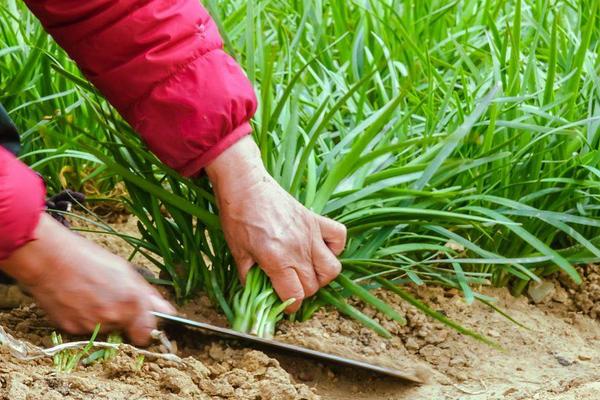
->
xmin=195 ymin=343 xmax=317 ymax=399
xmin=557 ymin=264 xmax=600 ymax=319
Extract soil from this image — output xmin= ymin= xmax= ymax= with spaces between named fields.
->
xmin=0 ymin=214 xmax=599 ymax=399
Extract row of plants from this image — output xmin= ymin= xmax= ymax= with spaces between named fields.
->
xmin=2 ymin=0 xmax=600 ymax=342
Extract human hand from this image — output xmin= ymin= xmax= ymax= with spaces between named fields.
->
xmin=0 ymin=214 xmax=175 ymax=345
xmin=206 ymin=136 xmax=347 ymax=312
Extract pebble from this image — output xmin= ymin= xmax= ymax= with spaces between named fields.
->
xmin=578 ymin=354 xmax=592 ymax=361
xmin=297 ymin=370 xmax=314 ymax=382
xmin=404 ymin=337 xmax=420 ymax=351
xmin=528 ymin=281 xmax=556 ymax=304
xmin=487 ymin=329 xmax=500 ymax=338
xmin=449 ymin=356 xmax=466 ymax=367
xmin=149 ymin=363 xmax=161 ymax=373
xmin=554 ymin=355 xmax=572 ymax=366
xmin=450 ymin=371 xmax=468 ymax=382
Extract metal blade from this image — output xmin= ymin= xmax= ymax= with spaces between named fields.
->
xmin=152 ymin=311 xmax=426 ymax=383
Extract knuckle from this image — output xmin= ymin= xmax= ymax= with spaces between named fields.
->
xmin=304 ymin=281 xmax=319 ymax=297
xmin=276 ymin=281 xmax=305 ymax=302
xmin=259 ymin=241 xmax=285 ymax=259
xmin=320 ymin=260 xmax=342 ymax=285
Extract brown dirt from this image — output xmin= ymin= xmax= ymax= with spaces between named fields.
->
xmin=557 ymin=264 xmax=600 ymax=319
xmin=0 ymin=303 xmax=317 ymax=399
xmin=0 ymin=214 xmax=599 ymax=399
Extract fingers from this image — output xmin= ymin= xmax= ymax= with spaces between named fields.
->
xmin=293 ymin=263 xmax=320 ymax=298
xmin=232 ymin=250 xmax=255 ymax=285
xmin=264 ymin=266 xmax=305 ymax=313
xmin=317 ymin=216 xmax=347 ymax=256
xmin=312 ymin=238 xmax=342 ymax=286
xmin=127 ymin=310 xmax=156 ymax=346
xmin=149 ymin=293 xmax=176 ymax=315
xmin=128 ymin=287 xmax=174 ymax=345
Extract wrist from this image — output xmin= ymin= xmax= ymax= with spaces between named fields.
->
xmin=206 ymin=136 xmax=268 ymax=199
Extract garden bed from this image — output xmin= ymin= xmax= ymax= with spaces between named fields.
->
xmin=0 ymin=217 xmax=599 ymax=400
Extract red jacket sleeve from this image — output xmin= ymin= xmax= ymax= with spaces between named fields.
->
xmin=0 ymin=147 xmax=46 ymax=260
xmin=24 ymin=0 xmax=258 ymax=176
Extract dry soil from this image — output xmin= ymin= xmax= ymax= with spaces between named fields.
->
xmin=0 ymin=215 xmax=598 ymax=399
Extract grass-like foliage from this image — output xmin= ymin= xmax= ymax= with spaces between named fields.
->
xmin=2 ymin=0 xmax=600 ymax=340
xmin=51 ymin=325 xmax=99 ymax=373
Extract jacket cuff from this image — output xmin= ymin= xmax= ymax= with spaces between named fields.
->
xmin=178 ymin=122 xmax=253 ymax=177
xmin=0 ymin=149 xmax=46 ymax=260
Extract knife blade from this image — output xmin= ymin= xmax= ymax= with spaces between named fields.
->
xmin=152 ymin=311 xmax=427 ymax=383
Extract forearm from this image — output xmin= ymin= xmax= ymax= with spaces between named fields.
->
xmin=24 ymin=0 xmax=257 ymax=176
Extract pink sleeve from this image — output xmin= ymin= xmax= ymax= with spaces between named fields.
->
xmin=24 ymin=0 xmax=258 ymax=176
xmin=0 ymin=147 xmax=46 ymax=260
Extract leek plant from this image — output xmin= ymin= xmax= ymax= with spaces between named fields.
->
xmin=5 ymin=0 xmax=600 ymax=341
xmin=0 ymin=0 xmax=117 ymax=195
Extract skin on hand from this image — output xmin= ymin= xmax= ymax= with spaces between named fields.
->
xmin=0 ymin=214 xmax=175 ymax=346
xmin=206 ymin=136 xmax=347 ymax=313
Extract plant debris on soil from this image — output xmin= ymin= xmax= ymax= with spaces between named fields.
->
xmin=0 ymin=217 xmax=599 ymax=399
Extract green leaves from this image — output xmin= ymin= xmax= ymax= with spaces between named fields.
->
xmin=9 ymin=0 xmax=600 ymax=344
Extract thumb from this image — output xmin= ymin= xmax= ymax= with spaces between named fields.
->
xmin=149 ymin=294 xmax=176 ymax=315
xmin=127 ymin=310 xmax=156 ymax=347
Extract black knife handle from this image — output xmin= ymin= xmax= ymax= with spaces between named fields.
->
xmin=0 ymin=103 xmax=20 ymax=156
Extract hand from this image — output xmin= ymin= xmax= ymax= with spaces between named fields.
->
xmin=0 ymin=214 xmax=175 ymax=345
xmin=206 ymin=136 xmax=347 ymax=312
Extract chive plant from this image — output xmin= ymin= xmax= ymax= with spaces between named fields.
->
xmin=7 ymin=0 xmax=600 ymax=340
xmin=0 ymin=0 xmax=117 ymax=195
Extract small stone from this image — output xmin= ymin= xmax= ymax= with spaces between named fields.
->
xmin=149 ymin=363 xmax=161 ymax=373
xmin=578 ymin=354 xmax=592 ymax=361
xmin=554 ymin=355 xmax=572 ymax=366
xmin=450 ymin=371 xmax=468 ymax=382
xmin=404 ymin=337 xmax=420 ymax=351
xmin=487 ymin=329 xmax=500 ymax=338
xmin=449 ymin=356 xmax=466 ymax=367
xmin=528 ymin=281 xmax=556 ymax=304
xmin=297 ymin=370 xmax=314 ymax=382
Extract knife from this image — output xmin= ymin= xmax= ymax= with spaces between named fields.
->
xmin=152 ymin=311 xmax=427 ymax=383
